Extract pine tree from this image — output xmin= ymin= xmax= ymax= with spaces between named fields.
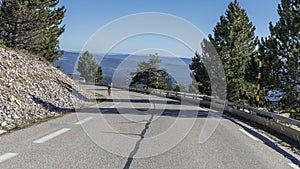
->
xmin=174 ymin=84 xmax=187 ymax=92
xmin=189 ymin=51 xmax=210 ymax=95
xmin=261 ymin=0 xmax=299 ymax=116
xmin=208 ymin=0 xmax=258 ymax=104
xmin=258 ymin=37 xmax=284 ymax=111
xmin=0 ymin=0 xmax=38 ymax=50
xmin=95 ymin=66 xmax=103 ymax=83
xmin=77 ymin=51 xmax=102 ymax=83
xmin=130 ymin=54 xmax=172 ymax=90
xmin=190 ymin=39 xmax=227 ymax=99
xmin=0 ymin=0 xmax=65 ymax=62
xmin=38 ymin=0 xmax=66 ymax=62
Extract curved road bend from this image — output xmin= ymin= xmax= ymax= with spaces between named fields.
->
xmin=0 ymin=86 xmax=299 ymax=169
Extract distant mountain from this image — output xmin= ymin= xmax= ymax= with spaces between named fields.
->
xmin=54 ymin=51 xmax=193 ymax=87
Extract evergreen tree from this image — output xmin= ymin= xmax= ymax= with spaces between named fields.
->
xmin=95 ymin=66 xmax=103 ymax=83
xmin=38 ymin=0 xmax=66 ymax=62
xmin=189 ymin=51 xmax=210 ymax=95
xmin=190 ymin=39 xmax=227 ymax=99
xmin=260 ymin=0 xmax=299 ymax=116
xmin=77 ymin=51 xmax=102 ymax=83
xmin=174 ymin=84 xmax=187 ymax=92
xmin=258 ymin=37 xmax=284 ymax=111
xmin=0 ymin=0 xmax=38 ymax=50
xmin=130 ymin=54 xmax=172 ymax=90
xmin=0 ymin=0 xmax=65 ymax=62
xmin=208 ymin=0 xmax=258 ymax=105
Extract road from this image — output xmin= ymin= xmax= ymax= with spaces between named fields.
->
xmin=0 ymin=86 xmax=299 ymax=169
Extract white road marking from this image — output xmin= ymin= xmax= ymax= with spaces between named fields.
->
xmin=289 ymin=163 xmax=300 ymax=169
xmin=0 ymin=153 xmax=18 ymax=163
xmin=75 ymin=117 xmax=94 ymax=125
xmin=208 ymin=109 xmax=219 ymax=113
xmin=109 ymin=102 xmax=120 ymax=108
xmin=239 ymin=128 xmax=259 ymax=141
xmin=33 ymin=128 xmax=71 ymax=144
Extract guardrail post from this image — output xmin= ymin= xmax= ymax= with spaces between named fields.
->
xmin=129 ymin=86 xmax=300 ymax=127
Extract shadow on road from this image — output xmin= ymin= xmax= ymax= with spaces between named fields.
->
xmin=76 ymin=107 xmax=209 ymax=119
xmin=76 ymin=94 xmax=300 ymax=167
xmin=86 ymin=88 xmax=107 ymax=92
xmin=103 ymin=98 xmax=182 ymax=105
xmin=30 ymin=94 xmax=75 ymax=113
xmin=75 ymin=97 xmax=208 ymax=118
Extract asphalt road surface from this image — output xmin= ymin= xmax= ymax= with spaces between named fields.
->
xmin=0 ymin=86 xmax=299 ymax=169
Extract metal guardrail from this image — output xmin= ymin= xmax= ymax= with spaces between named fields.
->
xmin=85 ymin=84 xmax=300 ymax=143
xmin=125 ymin=87 xmax=300 ymax=128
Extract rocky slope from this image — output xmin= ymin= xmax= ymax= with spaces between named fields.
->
xmin=0 ymin=48 xmax=94 ymax=131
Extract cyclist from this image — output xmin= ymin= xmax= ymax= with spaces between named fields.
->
xmin=107 ymin=82 xmax=112 ymax=96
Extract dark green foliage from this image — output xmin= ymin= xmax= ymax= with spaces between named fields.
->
xmin=174 ymin=85 xmax=180 ymax=92
xmin=208 ymin=0 xmax=258 ymax=105
xmin=258 ymin=37 xmax=284 ymax=111
xmin=77 ymin=51 xmax=102 ymax=83
xmin=245 ymin=54 xmax=259 ymax=86
xmin=190 ymin=39 xmax=227 ymax=99
xmin=130 ymin=54 xmax=172 ymax=90
xmin=95 ymin=66 xmax=103 ymax=83
xmin=0 ymin=0 xmax=65 ymax=62
xmin=0 ymin=38 xmax=7 ymax=49
xmin=260 ymin=0 xmax=299 ymax=116
xmin=189 ymin=51 xmax=210 ymax=95
xmin=174 ymin=84 xmax=187 ymax=92
xmin=275 ymin=0 xmax=300 ymax=116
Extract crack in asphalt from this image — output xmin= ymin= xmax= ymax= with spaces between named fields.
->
xmin=123 ymin=112 xmax=154 ymax=169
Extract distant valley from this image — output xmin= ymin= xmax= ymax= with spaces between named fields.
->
xmin=54 ymin=51 xmax=193 ymax=87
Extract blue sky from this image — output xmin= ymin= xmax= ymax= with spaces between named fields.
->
xmin=59 ymin=0 xmax=281 ymax=57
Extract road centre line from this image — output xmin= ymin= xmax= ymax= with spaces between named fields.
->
xmin=239 ymin=128 xmax=259 ymax=141
xmin=33 ymin=128 xmax=71 ymax=144
xmin=75 ymin=117 xmax=94 ymax=125
xmin=0 ymin=153 xmax=18 ymax=163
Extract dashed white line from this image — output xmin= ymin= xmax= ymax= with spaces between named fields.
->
xmin=75 ymin=117 xmax=94 ymax=125
xmin=0 ymin=153 xmax=18 ymax=163
xmin=239 ymin=128 xmax=259 ymax=141
xmin=33 ymin=128 xmax=71 ymax=144
xmin=289 ymin=163 xmax=300 ymax=169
